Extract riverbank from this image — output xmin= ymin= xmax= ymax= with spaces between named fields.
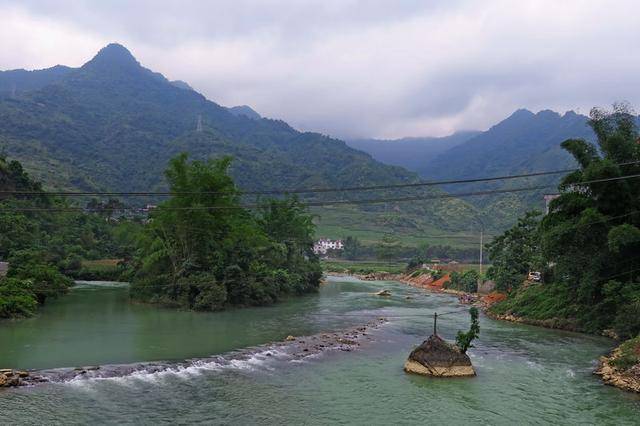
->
xmin=594 ymin=337 xmax=640 ymax=394
xmin=326 ymin=271 xmax=486 ymax=304
xmin=329 ymin=271 xmax=640 ymax=395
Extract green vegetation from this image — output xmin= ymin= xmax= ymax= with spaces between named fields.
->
xmin=72 ymin=259 xmax=124 ymax=281
xmin=444 ymin=270 xmax=480 ymax=293
xmin=486 ymin=211 xmax=543 ymax=292
xmin=489 ymin=104 xmax=640 ymax=339
xmin=130 ymin=154 xmax=322 ymax=310
xmin=610 ymin=336 xmax=640 ymax=371
xmin=456 ymin=307 xmax=480 ymax=354
xmin=422 ymin=109 xmax=598 ymax=228
xmin=322 ymin=260 xmax=407 ymax=275
xmin=0 ymin=156 xmax=139 ymax=318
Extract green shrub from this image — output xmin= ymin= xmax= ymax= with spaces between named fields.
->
xmin=0 ymin=278 xmax=38 ymax=318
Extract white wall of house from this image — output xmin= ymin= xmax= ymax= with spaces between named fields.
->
xmin=313 ymin=239 xmax=344 ymax=255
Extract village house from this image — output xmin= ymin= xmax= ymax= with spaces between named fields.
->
xmin=543 ymin=194 xmax=560 ymax=214
xmin=313 ymin=239 xmax=344 ymax=255
xmin=0 ymin=261 xmax=8 ymax=277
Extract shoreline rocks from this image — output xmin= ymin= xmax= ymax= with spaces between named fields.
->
xmin=594 ymin=344 xmax=640 ymax=394
xmin=0 ymin=369 xmax=39 ymax=388
xmin=404 ymin=334 xmax=475 ymax=377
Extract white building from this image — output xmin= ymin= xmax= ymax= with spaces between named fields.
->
xmin=313 ymin=239 xmax=344 ymax=255
xmin=543 ymin=194 xmax=560 ymax=214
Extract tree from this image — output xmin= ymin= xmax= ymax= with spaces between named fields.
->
xmin=131 ymin=154 xmax=322 ymax=310
xmin=491 ymin=104 xmax=640 ymax=337
xmin=342 ymin=236 xmax=362 ymax=260
xmin=486 ymin=211 xmax=543 ymax=292
xmin=375 ymin=235 xmax=402 ymax=260
xmin=456 ymin=307 xmax=480 ymax=354
xmin=445 ymin=270 xmax=480 ymax=293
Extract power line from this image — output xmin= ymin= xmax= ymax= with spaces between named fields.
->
xmin=3 ymin=160 xmax=640 ymax=198
xmin=3 ymin=172 xmax=640 ymax=212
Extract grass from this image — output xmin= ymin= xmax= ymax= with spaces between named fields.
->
xmin=311 ymin=206 xmax=484 ymax=249
xmin=74 ymin=259 xmax=123 ymax=281
xmin=611 ymin=336 xmax=640 ymax=371
xmin=322 ymin=259 xmax=407 ymax=275
xmin=489 ymin=283 xmax=577 ymax=321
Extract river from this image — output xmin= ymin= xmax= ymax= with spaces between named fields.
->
xmin=0 ymin=277 xmax=638 ymax=424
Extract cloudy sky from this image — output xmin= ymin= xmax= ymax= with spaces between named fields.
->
xmin=1 ymin=0 xmax=639 ymax=139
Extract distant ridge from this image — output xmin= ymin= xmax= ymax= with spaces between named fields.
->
xmin=347 ymin=131 xmax=480 ymax=174
xmin=0 ymin=65 xmax=72 ymax=97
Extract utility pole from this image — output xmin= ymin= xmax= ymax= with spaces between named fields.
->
xmin=433 ymin=312 xmax=438 ymax=335
xmin=479 ymin=229 xmax=483 ymax=276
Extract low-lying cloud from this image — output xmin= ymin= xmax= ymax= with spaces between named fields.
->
xmin=1 ymin=0 xmax=639 ymax=139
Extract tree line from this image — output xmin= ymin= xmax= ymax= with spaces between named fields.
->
xmin=0 ymin=153 xmax=322 ymax=318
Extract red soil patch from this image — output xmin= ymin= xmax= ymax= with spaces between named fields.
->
xmin=428 ymin=274 xmax=450 ymax=289
xmin=482 ymin=292 xmax=507 ymax=306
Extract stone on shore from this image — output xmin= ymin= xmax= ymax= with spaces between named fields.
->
xmin=0 ymin=369 xmax=30 ymax=387
xmin=594 ymin=345 xmax=640 ymax=394
xmin=404 ymin=334 xmax=476 ymax=377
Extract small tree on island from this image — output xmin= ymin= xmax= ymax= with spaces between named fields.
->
xmin=456 ymin=307 xmax=480 ymax=354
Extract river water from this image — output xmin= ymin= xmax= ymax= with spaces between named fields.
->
xmin=0 ymin=277 xmax=638 ymax=425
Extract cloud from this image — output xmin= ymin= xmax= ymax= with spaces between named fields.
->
xmin=1 ymin=0 xmax=639 ymax=139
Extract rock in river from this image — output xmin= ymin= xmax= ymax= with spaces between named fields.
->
xmin=404 ymin=334 xmax=476 ymax=377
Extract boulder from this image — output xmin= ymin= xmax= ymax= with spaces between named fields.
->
xmin=285 ymin=335 xmax=296 ymax=341
xmin=0 ymin=374 xmax=7 ymax=387
xmin=404 ymin=334 xmax=476 ymax=377
xmin=375 ymin=289 xmax=391 ymax=297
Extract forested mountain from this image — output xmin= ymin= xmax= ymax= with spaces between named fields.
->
xmin=425 ymin=109 xmax=592 ymax=181
xmin=347 ymin=110 xmax=599 ymax=226
xmin=0 ymin=65 xmax=72 ymax=98
xmin=347 ymin=131 xmax=480 ymax=174
xmin=416 ymin=109 xmax=602 ymax=224
xmin=0 ymin=43 xmax=480 ymax=242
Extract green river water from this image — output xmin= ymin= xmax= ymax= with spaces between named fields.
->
xmin=0 ymin=277 xmax=638 ymax=425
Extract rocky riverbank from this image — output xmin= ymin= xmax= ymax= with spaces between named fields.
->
xmin=0 ymin=369 xmax=48 ymax=387
xmin=482 ymin=310 xmax=581 ymax=332
xmin=594 ymin=338 xmax=640 ymax=394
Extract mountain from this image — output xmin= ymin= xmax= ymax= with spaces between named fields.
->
xmin=347 ymin=131 xmax=480 ymax=175
xmin=170 ymin=80 xmax=194 ymax=91
xmin=422 ymin=109 xmax=595 ymax=225
xmin=0 ymin=65 xmax=72 ymax=98
xmin=228 ymin=105 xmax=261 ymax=120
xmin=0 ymin=43 xmax=481 ymax=245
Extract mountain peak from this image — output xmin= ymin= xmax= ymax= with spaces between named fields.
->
xmin=508 ymin=108 xmax=535 ymax=119
xmin=228 ymin=105 xmax=261 ymax=120
xmin=83 ymin=43 xmax=141 ymax=72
